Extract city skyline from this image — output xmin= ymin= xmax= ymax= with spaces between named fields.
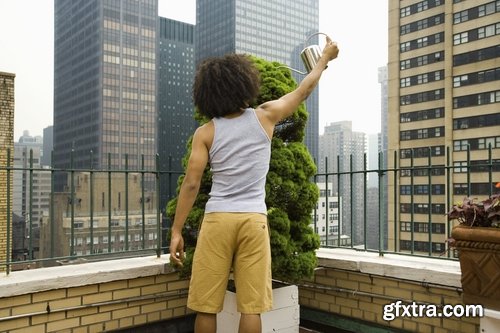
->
xmin=0 ymin=0 xmax=388 ymax=140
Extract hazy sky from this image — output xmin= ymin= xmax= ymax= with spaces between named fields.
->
xmin=0 ymin=0 xmax=388 ymax=140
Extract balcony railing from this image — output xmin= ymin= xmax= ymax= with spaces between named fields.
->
xmin=2 ymin=145 xmax=499 ymax=274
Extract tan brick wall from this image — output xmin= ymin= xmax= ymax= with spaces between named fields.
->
xmin=0 ymin=72 xmax=15 ymax=272
xmin=0 ymin=271 xmax=190 ymax=332
xmin=299 ymin=267 xmax=480 ymax=333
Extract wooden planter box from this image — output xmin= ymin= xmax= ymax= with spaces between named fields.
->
xmin=452 ymin=225 xmax=500 ymax=310
xmin=216 ymin=284 xmax=299 ymax=333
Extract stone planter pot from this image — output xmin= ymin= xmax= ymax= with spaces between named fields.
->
xmin=216 ymin=284 xmax=299 ymax=333
xmin=452 ymin=225 xmax=500 ymax=311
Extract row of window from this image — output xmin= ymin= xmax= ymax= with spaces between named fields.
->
xmin=453 ymin=1 xmax=500 ymax=24
xmin=401 ymin=51 xmax=443 ymax=70
xmin=454 ymin=45 xmax=500 ymax=66
xmin=454 ymin=136 xmax=500 ymax=151
xmin=453 ymin=67 xmax=500 ymax=87
xmin=400 ymin=146 xmax=445 ymax=159
xmin=69 ymin=232 xmax=158 ymax=246
xmin=400 ymin=89 xmax=444 ymax=105
xmin=400 ymin=222 xmax=446 ymax=234
xmin=400 ymin=0 xmax=443 ymax=18
xmin=453 ymin=112 xmax=500 ymax=129
xmin=453 ymin=90 xmax=500 ymax=108
xmin=400 ymin=108 xmax=444 ymax=123
xmin=400 ymin=70 xmax=443 ymax=88
xmin=400 ymin=32 xmax=443 ymax=53
xmin=453 ymin=183 xmax=500 ymax=195
xmin=400 ymin=203 xmax=445 ymax=214
xmin=400 ymin=126 xmax=444 ymax=141
xmin=400 ymin=240 xmax=445 ymax=253
xmin=453 ymin=22 xmax=500 ymax=45
xmin=400 ymin=184 xmax=445 ymax=195
xmin=400 ymin=14 xmax=444 ymax=35
xmin=400 ymin=166 xmax=445 ymax=177
xmin=454 ymin=159 xmax=500 ymax=173
xmin=318 ymin=201 xmax=339 ymax=209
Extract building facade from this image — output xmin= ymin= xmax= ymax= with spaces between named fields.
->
xmin=318 ymin=121 xmax=366 ymax=246
xmin=53 ymin=0 xmax=158 ymax=178
xmin=388 ymin=0 xmax=500 ymax=254
xmin=312 ymin=182 xmax=347 ymax=247
xmin=0 ymin=71 xmax=15 ymax=270
xmin=158 ymin=17 xmax=196 ymax=209
xmin=40 ymin=172 xmax=158 ymax=265
xmin=195 ymin=0 xmax=321 ymax=160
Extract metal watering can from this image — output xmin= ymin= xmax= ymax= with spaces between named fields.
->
xmin=278 ymin=32 xmax=330 ymax=75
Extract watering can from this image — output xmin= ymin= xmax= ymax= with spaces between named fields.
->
xmin=278 ymin=32 xmax=330 ymax=74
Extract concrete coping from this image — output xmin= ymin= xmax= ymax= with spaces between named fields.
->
xmin=0 ymin=249 xmax=462 ymax=298
xmin=316 ymin=248 xmax=462 ymax=288
xmin=0 ymin=255 xmax=174 ymax=298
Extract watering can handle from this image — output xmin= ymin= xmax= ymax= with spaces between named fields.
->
xmin=304 ymin=32 xmax=330 ymax=49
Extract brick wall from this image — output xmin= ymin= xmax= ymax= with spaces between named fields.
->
xmin=0 ymin=251 xmax=481 ymax=333
xmin=0 ymin=256 xmax=191 ymax=332
xmin=298 ymin=249 xmax=480 ymax=333
xmin=0 ymin=72 xmax=15 ymax=272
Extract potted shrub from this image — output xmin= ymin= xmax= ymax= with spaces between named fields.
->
xmin=447 ymin=189 xmax=500 ymax=310
xmin=167 ymin=56 xmax=320 ymax=331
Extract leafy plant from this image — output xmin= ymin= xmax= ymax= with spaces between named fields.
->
xmin=446 ymin=193 xmax=500 ymax=228
xmin=167 ymin=56 xmax=320 ymax=283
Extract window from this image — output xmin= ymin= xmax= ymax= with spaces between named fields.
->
xmin=453 ymin=32 xmax=468 ymax=45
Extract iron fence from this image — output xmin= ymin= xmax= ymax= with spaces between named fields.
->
xmin=1 ymin=145 xmax=499 ymax=274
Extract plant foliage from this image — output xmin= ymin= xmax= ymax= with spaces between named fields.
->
xmin=446 ymin=193 xmax=500 ymax=228
xmin=167 ymin=56 xmax=320 ymax=282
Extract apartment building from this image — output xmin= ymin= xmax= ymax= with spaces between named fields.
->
xmin=388 ymin=0 xmax=500 ymax=254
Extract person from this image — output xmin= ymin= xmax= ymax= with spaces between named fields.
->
xmin=169 ymin=36 xmax=339 ymax=333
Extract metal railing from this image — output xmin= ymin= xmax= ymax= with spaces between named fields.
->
xmin=1 ymin=145 xmax=499 ymax=274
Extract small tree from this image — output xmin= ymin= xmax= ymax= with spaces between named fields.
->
xmin=167 ymin=56 xmax=320 ymax=283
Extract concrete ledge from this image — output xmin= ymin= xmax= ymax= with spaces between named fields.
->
xmin=0 ymin=255 xmax=173 ymax=298
xmin=316 ymin=248 xmax=461 ymax=288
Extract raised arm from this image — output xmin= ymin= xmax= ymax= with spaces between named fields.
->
xmin=256 ymin=36 xmax=339 ymax=128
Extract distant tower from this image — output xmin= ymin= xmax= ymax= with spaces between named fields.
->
xmin=319 ymin=121 xmax=366 ymax=245
xmin=53 ymin=0 xmax=158 ymax=189
xmin=0 ymin=71 xmax=16 ymax=270
xmin=195 ymin=0 xmax=321 ymax=161
xmin=157 ymin=17 xmax=196 ymax=210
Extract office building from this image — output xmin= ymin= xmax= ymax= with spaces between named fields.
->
xmin=319 ymin=121 xmax=366 ymax=245
xmin=388 ymin=0 xmax=500 ymax=254
xmin=42 ymin=126 xmax=53 ymax=167
xmin=53 ymin=0 xmax=158 ymax=182
xmin=158 ymin=17 xmax=196 ymax=208
xmin=195 ymin=0 xmax=320 ymax=160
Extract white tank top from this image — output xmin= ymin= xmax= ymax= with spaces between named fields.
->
xmin=205 ymin=108 xmax=271 ymax=214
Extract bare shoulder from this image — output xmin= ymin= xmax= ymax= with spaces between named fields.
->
xmin=194 ymin=121 xmax=215 ymax=149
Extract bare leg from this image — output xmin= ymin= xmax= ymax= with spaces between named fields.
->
xmin=195 ymin=312 xmax=216 ymax=333
xmin=239 ymin=313 xmax=261 ymax=333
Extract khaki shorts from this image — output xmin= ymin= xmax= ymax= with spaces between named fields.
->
xmin=187 ymin=212 xmax=272 ymax=314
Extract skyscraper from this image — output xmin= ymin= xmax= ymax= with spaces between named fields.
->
xmin=195 ymin=0 xmax=320 ymax=160
xmin=53 ymin=0 xmax=158 ymax=183
xmin=388 ymin=1 xmax=500 ymax=254
xmin=319 ymin=121 xmax=366 ymax=245
xmin=158 ymin=17 xmax=196 ymax=209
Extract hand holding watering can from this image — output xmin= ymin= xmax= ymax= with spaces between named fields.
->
xmin=281 ymin=32 xmax=339 ymax=74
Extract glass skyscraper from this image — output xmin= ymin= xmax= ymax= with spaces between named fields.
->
xmin=53 ymin=0 xmax=158 ymax=180
xmin=158 ymin=17 xmax=196 ymax=209
xmin=195 ymin=0 xmax=320 ymax=160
